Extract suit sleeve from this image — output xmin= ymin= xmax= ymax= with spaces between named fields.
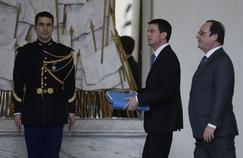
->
xmin=12 ymin=48 xmax=25 ymax=113
xmin=209 ymin=56 xmax=234 ymax=127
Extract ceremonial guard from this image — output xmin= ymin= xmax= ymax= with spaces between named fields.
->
xmin=12 ymin=11 xmax=76 ymax=158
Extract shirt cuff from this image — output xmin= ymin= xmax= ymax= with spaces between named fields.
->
xmin=208 ymin=123 xmax=216 ymax=129
xmin=14 ymin=113 xmax=21 ymax=116
xmin=135 ymin=96 xmax=138 ymax=103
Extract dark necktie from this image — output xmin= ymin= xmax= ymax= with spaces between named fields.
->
xmin=151 ymin=53 xmax=156 ymax=66
xmin=193 ymin=56 xmax=208 ymax=80
xmin=196 ymin=56 xmax=207 ymax=70
xmin=200 ymin=56 xmax=207 ymax=63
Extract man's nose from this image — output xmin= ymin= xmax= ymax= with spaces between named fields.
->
xmin=43 ymin=25 xmax=48 ymax=30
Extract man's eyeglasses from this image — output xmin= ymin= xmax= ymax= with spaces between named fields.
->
xmin=198 ymin=30 xmax=211 ymax=36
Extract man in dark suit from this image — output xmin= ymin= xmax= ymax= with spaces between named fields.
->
xmin=126 ymin=19 xmax=183 ymax=158
xmin=120 ymin=35 xmax=141 ymax=89
xmin=113 ymin=36 xmax=141 ymax=118
xmin=12 ymin=11 xmax=76 ymax=158
xmin=189 ymin=20 xmax=238 ymax=158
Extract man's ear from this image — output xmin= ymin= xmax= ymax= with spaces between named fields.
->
xmin=161 ymin=32 xmax=167 ymax=39
xmin=212 ymin=33 xmax=218 ymax=41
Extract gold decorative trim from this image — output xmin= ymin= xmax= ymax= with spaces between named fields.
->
xmin=47 ymin=88 xmax=54 ymax=94
xmin=42 ymin=55 xmax=74 ymax=85
xmin=43 ymin=53 xmax=72 ymax=64
xmin=63 ymin=62 xmax=74 ymax=81
xmin=43 ymin=50 xmax=72 ymax=59
xmin=51 ymin=57 xmax=73 ymax=72
xmin=68 ymin=92 xmax=76 ymax=103
xmin=44 ymin=67 xmax=64 ymax=85
xmin=12 ymin=90 xmax=22 ymax=102
xmin=36 ymin=88 xmax=43 ymax=94
xmin=36 ymin=88 xmax=54 ymax=94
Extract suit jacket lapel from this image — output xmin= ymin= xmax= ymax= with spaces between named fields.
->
xmin=147 ymin=45 xmax=169 ymax=79
xmin=192 ymin=60 xmax=207 ymax=82
xmin=192 ymin=48 xmax=223 ymax=84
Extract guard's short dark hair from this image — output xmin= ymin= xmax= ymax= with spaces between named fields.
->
xmin=206 ymin=20 xmax=225 ymax=45
xmin=35 ymin=11 xmax=54 ymax=25
xmin=120 ymin=36 xmax=135 ymax=55
xmin=148 ymin=19 xmax=172 ymax=42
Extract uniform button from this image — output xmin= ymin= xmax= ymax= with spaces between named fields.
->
xmin=44 ymin=77 xmax=47 ymax=79
xmin=44 ymin=70 xmax=47 ymax=72
xmin=44 ymin=83 xmax=47 ymax=86
xmin=44 ymin=57 xmax=47 ymax=60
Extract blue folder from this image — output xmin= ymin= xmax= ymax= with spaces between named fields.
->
xmin=105 ymin=90 xmax=150 ymax=111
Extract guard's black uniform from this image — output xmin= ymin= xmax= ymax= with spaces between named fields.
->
xmin=12 ymin=39 xmax=76 ymax=125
